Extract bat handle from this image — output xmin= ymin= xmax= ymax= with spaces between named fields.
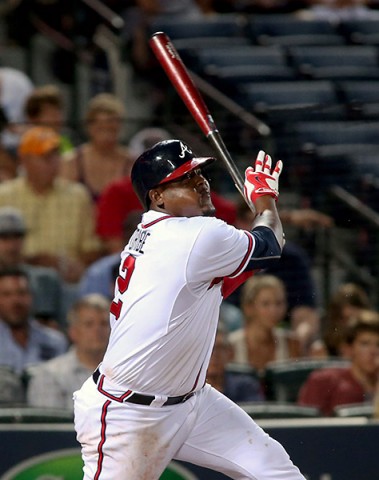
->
xmin=207 ymin=131 xmax=255 ymax=213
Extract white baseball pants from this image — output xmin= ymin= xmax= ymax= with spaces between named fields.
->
xmin=74 ymin=377 xmax=305 ymax=479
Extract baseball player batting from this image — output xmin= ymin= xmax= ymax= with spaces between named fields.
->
xmin=73 ymin=140 xmax=306 ymax=479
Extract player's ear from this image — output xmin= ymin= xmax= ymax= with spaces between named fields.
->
xmin=149 ymin=188 xmax=165 ymax=209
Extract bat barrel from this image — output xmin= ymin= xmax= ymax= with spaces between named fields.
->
xmin=149 ymin=32 xmax=217 ymax=137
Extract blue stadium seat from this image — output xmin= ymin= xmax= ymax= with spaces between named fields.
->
xmin=292 ymin=120 xmax=379 ymax=147
xmin=149 ymin=14 xmax=250 ymax=60
xmin=289 ymin=45 xmax=379 ymax=80
xmin=241 ymin=402 xmax=321 ymax=419
xmin=263 ymin=358 xmax=350 ymax=402
xmin=186 ymin=45 xmax=297 ymax=95
xmin=195 ymin=45 xmax=287 ymax=69
xmin=207 ymin=64 xmax=298 ymax=87
xmin=239 ymin=80 xmax=345 ymax=121
xmin=340 ymin=19 xmax=379 ymax=45
xmin=248 ymin=14 xmax=345 ymax=46
xmin=0 ymin=407 xmax=73 ymax=423
xmin=289 ymin=120 xmax=379 ymax=200
xmin=149 ymin=13 xmax=247 ymax=40
xmin=338 ymin=81 xmax=379 ymax=119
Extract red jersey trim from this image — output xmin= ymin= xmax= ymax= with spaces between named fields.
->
xmin=94 ymin=400 xmax=111 ymax=480
xmin=97 ymin=374 xmax=134 ymax=403
xmin=141 ymin=215 xmax=174 ymax=229
xmin=229 ymin=231 xmax=254 ymax=278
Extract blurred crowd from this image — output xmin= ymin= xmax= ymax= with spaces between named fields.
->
xmin=0 ymin=0 xmax=378 ymax=421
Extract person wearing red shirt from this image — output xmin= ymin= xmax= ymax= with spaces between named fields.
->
xmin=298 ymin=312 xmax=379 ymax=416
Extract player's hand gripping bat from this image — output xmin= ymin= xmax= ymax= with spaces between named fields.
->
xmin=149 ymin=32 xmax=248 ymax=204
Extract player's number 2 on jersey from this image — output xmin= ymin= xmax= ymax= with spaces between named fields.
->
xmin=110 ymin=255 xmax=136 ymax=320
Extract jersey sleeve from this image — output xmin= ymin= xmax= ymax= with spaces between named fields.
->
xmin=187 ymin=218 xmax=255 ymax=282
xmin=220 ymin=227 xmax=282 ymax=299
xmin=244 ymin=226 xmax=282 ymax=270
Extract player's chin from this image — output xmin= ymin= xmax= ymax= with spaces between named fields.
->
xmin=200 ymin=197 xmax=216 ymax=217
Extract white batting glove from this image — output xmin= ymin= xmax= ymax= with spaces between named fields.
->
xmin=244 ymin=150 xmax=283 ymax=205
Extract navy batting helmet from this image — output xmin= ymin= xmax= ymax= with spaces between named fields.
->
xmin=131 ymin=139 xmax=215 ymax=209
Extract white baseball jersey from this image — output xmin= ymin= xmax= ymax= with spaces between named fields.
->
xmin=100 ymin=210 xmax=254 ymax=397
xmin=74 ymin=209 xmax=306 ymax=480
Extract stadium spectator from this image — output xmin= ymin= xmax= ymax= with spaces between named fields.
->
xmin=79 ymin=209 xmax=143 ymax=299
xmin=228 ymin=197 xmax=329 ymax=353
xmin=60 ymin=93 xmax=133 ymax=204
xmin=228 ymin=275 xmax=302 ymax=374
xmin=96 ymin=176 xmax=142 ymax=254
xmin=24 ymin=84 xmax=73 ymax=153
xmin=312 ymin=282 xmax=372 ymax=357
xmin=27 ymin=293 xmax=110 ymax=410
xmin=0 ymin=66 xmax=34 ymax=155
xmin=0 ymin=206 xmax=64 ymax=327
xmin=0 ymin=126 xmax=102 ymax=283
xmin=299 ymin=0 xmax=379 ymax=22
xmin=207 ymin=322 xmax=265 ymax=403
xmin=0 ymin=365 xmax=25 ymax=405
xmin=0 ymin=145 xmax=17 ymax=182
xmin=374 ymin=381 xmax=379 ymax=419
xmin=127 ymin=126 xmax=172 ymax=159
xmin=0 ymin=268 xmax=68 ymax=375
xmin=298 ymin=312 xmax=379 ymax=415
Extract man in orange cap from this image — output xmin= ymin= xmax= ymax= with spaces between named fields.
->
xmin=0 ymin=126 xmax=102 ymax=284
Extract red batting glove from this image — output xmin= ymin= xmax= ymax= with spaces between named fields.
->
xmin=244 ymin=150 xmax=283 ymax=205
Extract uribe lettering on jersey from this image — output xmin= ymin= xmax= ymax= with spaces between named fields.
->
xmin=128 ymin=229 xmax=150 ymax=254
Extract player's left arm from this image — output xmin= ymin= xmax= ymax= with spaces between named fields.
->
xmin=243 ymin=151 xmax=284 ymax=270
xmin=221 ymin=228 xmax=280 ymax=299
xmin=191 ymin=152 xmax=283 ymax=286
xmin=245 ymin=226 xmax=282 ymax=270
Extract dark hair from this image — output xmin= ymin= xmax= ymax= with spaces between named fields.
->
xmin=0 ymin=267 xmax=29 ymax=282
xmin=343 ymin=310 xmax=379 ymax=345
xmin=25 ymin=85 xmax=63 ymax=119
xmin=327 ymin=283 xmax=370 ymax=322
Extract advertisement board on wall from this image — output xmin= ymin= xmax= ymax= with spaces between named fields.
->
xmin=1 ymin=419 xmax=379 ymax=480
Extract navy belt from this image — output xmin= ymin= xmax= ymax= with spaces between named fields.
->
xmin=92 ymin=368 xmax=194 ymax=406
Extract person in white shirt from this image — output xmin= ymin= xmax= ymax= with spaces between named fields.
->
xmin=27 ymin=293 xmax=110 ymax=410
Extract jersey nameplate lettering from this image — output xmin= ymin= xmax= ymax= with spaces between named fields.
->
xmin=129 ymin=229 xmax=150 ymax=254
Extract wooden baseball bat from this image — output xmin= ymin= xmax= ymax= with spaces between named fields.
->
xmin=149 ymin=31 xmax=246 ymax=201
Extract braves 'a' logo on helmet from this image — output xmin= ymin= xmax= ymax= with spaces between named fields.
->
xmin=179 ymin=142 xmax=193 ymax=159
